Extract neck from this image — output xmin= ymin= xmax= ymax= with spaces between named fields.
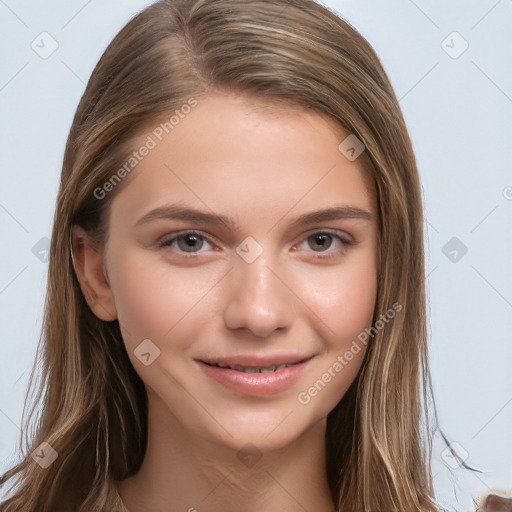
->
xmin=117 ymin=391 xmax=335 ymax=512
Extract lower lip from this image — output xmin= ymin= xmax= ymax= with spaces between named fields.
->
xmin=197 ymin=359 xmax=311 ymax=396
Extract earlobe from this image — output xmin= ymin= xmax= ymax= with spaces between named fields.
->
xmin=70 ymin=224 xmax=118 ymax=322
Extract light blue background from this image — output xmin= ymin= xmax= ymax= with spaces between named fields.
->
xmin=1 ymin=1 xmax=511 ymax=510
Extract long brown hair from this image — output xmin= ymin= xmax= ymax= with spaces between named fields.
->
xmin=1 ymin=0 xmax=440 ymax=510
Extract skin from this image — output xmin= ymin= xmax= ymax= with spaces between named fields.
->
xmin=71 ymin=92 xmax=378 ymax=512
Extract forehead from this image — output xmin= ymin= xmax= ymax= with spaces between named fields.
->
xmin=108 ymin=92 xmax=375 ymax=230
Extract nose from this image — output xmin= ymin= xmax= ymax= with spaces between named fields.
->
xmin=222 ymin=251 xmax=295 ymax=338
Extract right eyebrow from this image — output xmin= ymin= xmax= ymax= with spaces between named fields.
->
xmin=133 ymin=204 xmax=238 ymax=231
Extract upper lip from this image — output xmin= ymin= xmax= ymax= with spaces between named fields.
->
xmin=198 ymin=354 xmax=314 ymax=369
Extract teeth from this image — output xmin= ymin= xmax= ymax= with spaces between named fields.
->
xmin=212 ymin=362 xmax=291 ymax=373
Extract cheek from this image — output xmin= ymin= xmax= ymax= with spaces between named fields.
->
xmin=293 ymin=261 xmax=376 ymax=413
xmin=297 ymin=257 xmax=377 ymax=347
xmin=107 ymin=250 xmax=216 ymax=350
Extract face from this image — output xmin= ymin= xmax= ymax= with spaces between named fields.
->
xmin=95 ymin=92 xmax=378 ymax=452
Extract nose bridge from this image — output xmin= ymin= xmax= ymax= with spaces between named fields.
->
xmin=239 ymin=255 xmax=277 ymax=299
xmin=222 ymin=240 xmax=295 ymax=337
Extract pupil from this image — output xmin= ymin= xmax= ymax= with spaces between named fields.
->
xmin=178 ymin=235 xmax=201 ymax=252
xmin=311 ymin=234 xmax=331 ymax=251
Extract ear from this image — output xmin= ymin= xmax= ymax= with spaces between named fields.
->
xmin=70 ymin=224 xmax=118 ymax=322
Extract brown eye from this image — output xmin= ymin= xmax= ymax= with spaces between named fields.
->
xmin=293 ymin=230 xmax=353 ymax=261
xmin=307 ymin=233 xmax=334 ymax=252
xmin=159 ymin=231 xmax=212 ymax=254
xmin=176 ymin=234 xmax=204 ymax=252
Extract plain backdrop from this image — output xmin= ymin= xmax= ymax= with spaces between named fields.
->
xmin=1 ymin=1 xmax=511 ymax=510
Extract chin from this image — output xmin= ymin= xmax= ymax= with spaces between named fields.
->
xmin=189 ymin=402 xmax=329 ymax=456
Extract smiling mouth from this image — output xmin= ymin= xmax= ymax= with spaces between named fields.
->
xmin=198 ymin=356 xmax=313 ymax=395
xmin=203 ymin=362 xmax=295 ymax=373
xmin=200 ymin=356 xmax=312 ymax=374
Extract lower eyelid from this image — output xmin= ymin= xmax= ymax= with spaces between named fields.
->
xmin=158 ymin=232 xmax=212 ymax=251
xmin=299 ymin=232 xmax=352 ymax=247
xmin=158 ymin=230 xmax=353 ymax=254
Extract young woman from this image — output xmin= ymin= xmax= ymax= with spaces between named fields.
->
xmin=0 ymin=0 xmax=447 ymax=510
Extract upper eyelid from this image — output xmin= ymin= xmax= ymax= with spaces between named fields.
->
xmin=160 ymin=230 xmax=217 ymax=245
xmin=160 ymin=228 xmax=353 ymax=249
xmin=293 ymin=230 xmax=353 ymax=250
xmin=304 ymin=228 xmax=353 ymax=242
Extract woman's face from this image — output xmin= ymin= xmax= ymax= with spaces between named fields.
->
xmin=100 ymin=92 xmax=378 ymax=451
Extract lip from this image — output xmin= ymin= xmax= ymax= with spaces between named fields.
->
xmin=197 ymin=355 xmax=314 ymax=396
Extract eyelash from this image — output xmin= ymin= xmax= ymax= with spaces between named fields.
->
xmin=157 ymin=229 xmax=353 ymax=261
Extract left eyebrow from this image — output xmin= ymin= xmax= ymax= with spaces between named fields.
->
xmin=283 ymin=206 xmax=374 ymax=232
